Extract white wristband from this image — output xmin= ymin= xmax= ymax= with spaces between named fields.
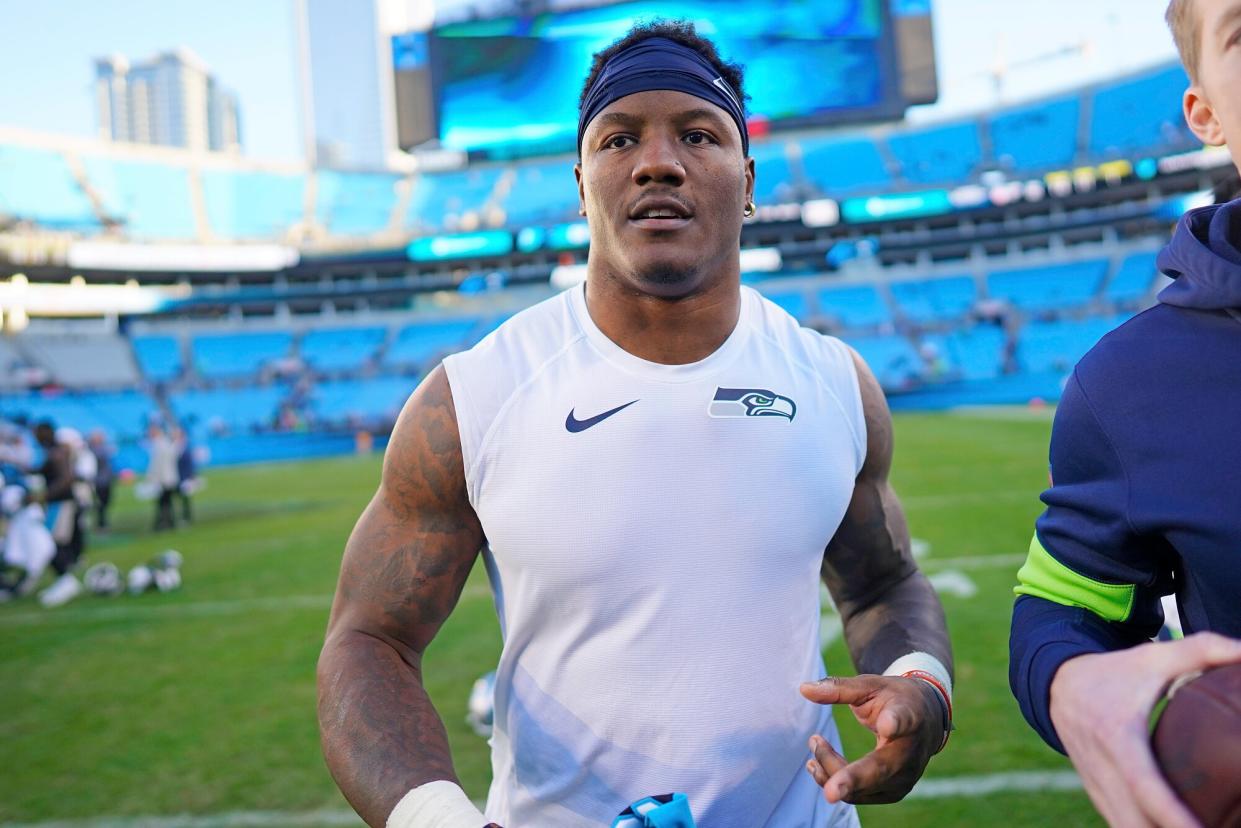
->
xmin=387 ymin=780 xmax=488 ymax=828
xmin=883 ymin=652 xmax=953 ymax=703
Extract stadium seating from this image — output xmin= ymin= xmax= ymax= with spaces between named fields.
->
xmin=500 ymin=159 xmax=580 ymax=226
xmin=759 ymin=288 xmax=811 ymax=321
xmin=300 ymin=326 xmax=387 ymax=372
xmin=1019 ymin=313 xmax=1132 ymax=374
xmin=169 ymin=385 xmax=288 ymax=437
xmin=843 ymin=334 xmax=922 ymax=388
xmin=315 ymin=171 xmax=400 ymax=236
xmin=385 ymin=319 xmax=480 ymax=367
xmin=405 ymin=167 xmax=502 ymax=232
xmin=1088 ymin=65 xmax=1191 ymax=157
xmin=311 ymin=376 xmax=415 ymax=423
xmin=1106 ymin=251 xmax=1161 ymax=303
xmin=750 ymin=141 xmax=797 ymax=204
xmin=131 ymin=335 xmax=184 ymax=382
xmin=987 ymin=259 xmax=1109 ymax=312
xmin=81 ymin=156 xmax=197 ymax=239
xmin=887 ymin=122 xmax=982 ymax=185
xmin=924 ymin=325 xmax=1007 ymax=381
xmin=815 ymin=284 xmax=892 ymax=328
xmin=799 ymin=136 xmax=892 ymax=195
xmin=0 ymin=145 xmax=99 ymax=230
xmin=200 ymin=170 xmax=306 ymax=239
xmin=989 ymin=96 xmax=1081 ymax=173
xmin=3 ymin=389 xmax=156 ymax=442
xmin=17 ymin=334 xmax=140 ymax=388
xmin=191 ymin=332 xmax=293 ymax=379
xmin=889 ymin=275 xmax=977 ymax=322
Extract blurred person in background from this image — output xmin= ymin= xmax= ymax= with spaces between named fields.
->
xmin=88 ymin=430 xmax=115 ymax=531
xmin=1010 ymin=1 xmax=1241 ymax=826
xmin=145 ymin=421 xmax=179 ymax=532
xmin=33 ymin=421 xmax=87 ymax=607
xmin=172 ymin=425 xmax=198 ymax=524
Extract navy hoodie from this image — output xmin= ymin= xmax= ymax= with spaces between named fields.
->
xmin=1009 ymin=198 xmax=1241 ymax=753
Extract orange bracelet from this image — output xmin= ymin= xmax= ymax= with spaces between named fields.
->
xmin=903 ymin=669 xmax=953 ymax=751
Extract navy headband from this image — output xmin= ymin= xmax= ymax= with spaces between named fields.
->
xmin=578 ymin=36 xmax=748 ymax=157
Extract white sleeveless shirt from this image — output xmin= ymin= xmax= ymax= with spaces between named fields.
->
xmin=444 ymin=284 xmax=866 ymax=828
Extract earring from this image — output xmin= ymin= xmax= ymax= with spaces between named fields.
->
xmin=744 ymin=201 xmax=756 ymax=218
xmin=578 ymin=206 xmax=586 ymax=216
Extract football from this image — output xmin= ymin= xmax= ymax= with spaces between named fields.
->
xmin=1151 ymin=663 xmax=1241 ymax=828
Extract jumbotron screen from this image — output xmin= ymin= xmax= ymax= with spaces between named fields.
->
xmin=393 ymin=0 xmax=936 ymax=158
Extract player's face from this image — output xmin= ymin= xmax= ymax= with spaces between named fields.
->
xmin=1186 ymin=0 xmax=1241 ymax=174
xmin=576 ymin=90 xmax=755 ymax=299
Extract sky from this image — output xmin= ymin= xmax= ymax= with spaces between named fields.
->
xmin=0 ymin=0 xmax=1179 ymax=162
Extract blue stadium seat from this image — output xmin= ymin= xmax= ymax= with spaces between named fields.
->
xmin=889 ymin=275 xmax=976 ymax=322
xmin=200 ymin=170 xmax=306 ymax=239
xmin=750 ymin=141 xmax=797 ymax=204
xmin=312 ymin=376 xmax=415 ymax=423
xmin=192 ymin=332 xmax=293 ymax=379
xmin=1089 ymin=65 xmax=1193 ymax=157
xmin=843 ymin=335 xmax=922 ymax=389
xmin=987 ymin=259 xmax=1109 ymax=312
xmin=81 ymin=157 xmax=196 ymax=239
xmin=924 ymin=325 xmax=1007 ymax=381
xmin=131 ymin=335 xmax=183 ymax=382
xmin=799 ymin=137 xmax=892 ymax=195
xmin=501 ymin=159 xmax=579 ymax=226
xmin=1019 ymin=314 xmax=1132 ymax=374
xmin=300 ymin=326 xmax=387 ymax=372
xmin=989 ymin=96 xmax=1081 ymax=172
xmin=1 ymin=390 xmax=156 ymax=443
xmin=760 ymin=289 xmax=810 ymax=321
xmin=170 ymin=386 xmax=287 ymax=437
xmin=887 ymin=122 xmax=982 ymax=184
xmin=316 ymin=171 xmax=401 ymax=236
xmin=1106 ymin=251 xmax=1160 ymax=302
xmin=406 ymin=167 xmax=502 ymax=232
xmin=815 ymin=285 xmax=892 ymax=328
xmin=385 ymin=319 xmax=481 ymax=367
xmin=0 ymin=145 xmax=99 ymax=230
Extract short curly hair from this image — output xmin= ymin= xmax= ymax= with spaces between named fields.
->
xmin=578 ymin=19 xmax=749 ymax=118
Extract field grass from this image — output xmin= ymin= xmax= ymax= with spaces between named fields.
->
xmin=0 ymin=409 xmax=1104 ymax=827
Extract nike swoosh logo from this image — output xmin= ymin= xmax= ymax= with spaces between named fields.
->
xmin=565 ymin=400 xmax=639 ymax=433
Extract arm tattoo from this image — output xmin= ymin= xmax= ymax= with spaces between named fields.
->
xmin=822 ymin=351 xmax=953 ymax=678
xmin=317 ymin=365 xmax=485 ymax=827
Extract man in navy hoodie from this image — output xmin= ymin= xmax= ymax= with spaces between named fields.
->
xmin=1010 ymin=1 xmax=1241 ymax=826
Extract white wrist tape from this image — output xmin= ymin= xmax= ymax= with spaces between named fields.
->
xmin=883 ymin=652 xmax=953 ymax=702
xmin=387 ymin=780 xmax=487 ymax=828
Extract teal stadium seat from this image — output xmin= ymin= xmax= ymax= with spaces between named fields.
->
xmin=500 ymin=160 xmax=580 ymax=226
xmin=1089 ymin=65 xmax=1193 ymax=157
xmin=312 ymin=376 xmax=415 ymax=423
xmin=300 ymin=326 xmax=387 ymax=372
xmin=799 ymin=137 xmax=891 ymax=196
xmin=750 ymin=141 xmax=796 ymax=204
xmin=406 ymin=167 xmax=502 ymax=233
xmin=924 ymin=325 xmax=1007 ymax=381
xmin=887 ymin=122 xmax=982 ymax=185
xmin=989 ymin=97 xmax=1081 ymax=173
xmin=3 ymin=390 xmax=156 ymax=443
xmin=815 ymin=284 xmax=892 ymax=328
xmin=843 ymin=335 xmax=922 ymax=389
xmin=1019 ymin=314 xmax=1133 ymax=374
xmin=316 ymin=171 xmax=401 ymax=236
xmin=987 ymin=259 xmax=1109 ymax=312
xmin=1105 ymin=251 xmax=1161 ymax=303
xmin=0 ymin=145 xmax=99 ymax=230
xmin=81 ymin=156 xmax=196 ymax=239
xmin=131 ymin=336 xmax=183 ymax=382
xmin=890 ymin=275 xmax=976 ymax=322
xmin=192 ymin=332 xmax=293 ymax=379
xmin=170 ymin=386 xmax=288 ymax=436
xmin=200 ymin=170 xmax=305 ymax=239
xmin=385 ymin=320 xmax=481 ymax=368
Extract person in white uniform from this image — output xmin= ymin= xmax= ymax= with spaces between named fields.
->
xmin=319 ymin=21 xmax=954 ymax=828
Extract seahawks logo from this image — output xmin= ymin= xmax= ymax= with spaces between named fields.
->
xmin=708 ymin=387 xmax=796 ymax=421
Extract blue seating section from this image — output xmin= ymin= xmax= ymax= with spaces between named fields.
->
xmin=844 ymin=335 xmax=922 ymax=389
xmin=170 ymin=386 xmax=287 ymax=437
xmin=0 ymin=145 xmax=99 ymax=230
xmin=890 ymin=275 xmax=976 ymax=322
xmin=385 ymin=319 xmax=480 ymax=367
xmin=1 ymin=390 xmax=156 ymax=443
xmin=406 ymin=167 xmax=502 ymax=232
xmin=816 ymin=285 xmax=892 ymax=328
xmin=750 ymin=141 xmax=796 ymax=204
xmin=316 ymin=171 xmax=400 ymax=236
xmin=989 ymin=96 xmax=1081 ymax=172
xmin=1106 ymin=251 xmax=1160 ymax=302
xmin=925 ymin=325 xmax=1006 ymax=381
xmin=311 ymin=376 xmax=415 ymax=423
xmin=81 ymin=157 xmax=197 ymax=239
xmin=131 ymin=335 xmax=183 ymax=382
xmin=988 ymin=259 xmax=1109 ymax=312
xmin=761 ymin=289 xmax=810 ymax=321
xmin=201 ymin=170 xmax=305 ymax=239
xmin=1089 ymin=65 xmax=1191 ymax=156
xmin=300 ymin=326 xmax=387 ymax=372
xmin=1019 ymin=314 xmax=1131 ymax=374
xmin=800 ymin=137 xmax=892 ymax=195
xmin=886 ymin=122 xmax=982 ymax=185
xmin=192 ymin=332 xmax=292 ymax=379
xmin=501 ymin=160 xmax=579 ymax=226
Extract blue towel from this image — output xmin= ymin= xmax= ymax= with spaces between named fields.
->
xmin=612 ymin=793 xmax=695 ymax=827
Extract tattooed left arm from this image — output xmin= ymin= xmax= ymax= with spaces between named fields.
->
xmin=800 ymin=348 xmax=953 ymax=805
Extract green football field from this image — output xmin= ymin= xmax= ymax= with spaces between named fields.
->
xmin=0 ymin=409 xmax=1105 ymax=827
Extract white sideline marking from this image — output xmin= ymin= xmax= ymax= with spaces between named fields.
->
xmin=920 ymin=552 xmax=1028 ymax=571
xmin=927 ymin=569 xmax=978 ymax=598
xmin=0 ymin=771 xmax=1083 ymax=827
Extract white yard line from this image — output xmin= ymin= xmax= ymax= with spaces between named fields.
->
xmin=0 ymin=771 xmax=1083 ymax=827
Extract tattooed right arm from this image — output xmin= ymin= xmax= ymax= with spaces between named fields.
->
xmin=317 ymin=365 xmax=485 ymax=827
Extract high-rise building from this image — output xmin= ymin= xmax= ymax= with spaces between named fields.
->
xmin=294 ymin=0 xmax=432 ymax=169
xmin=94 ymin=48 xmax=242 ymax=153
